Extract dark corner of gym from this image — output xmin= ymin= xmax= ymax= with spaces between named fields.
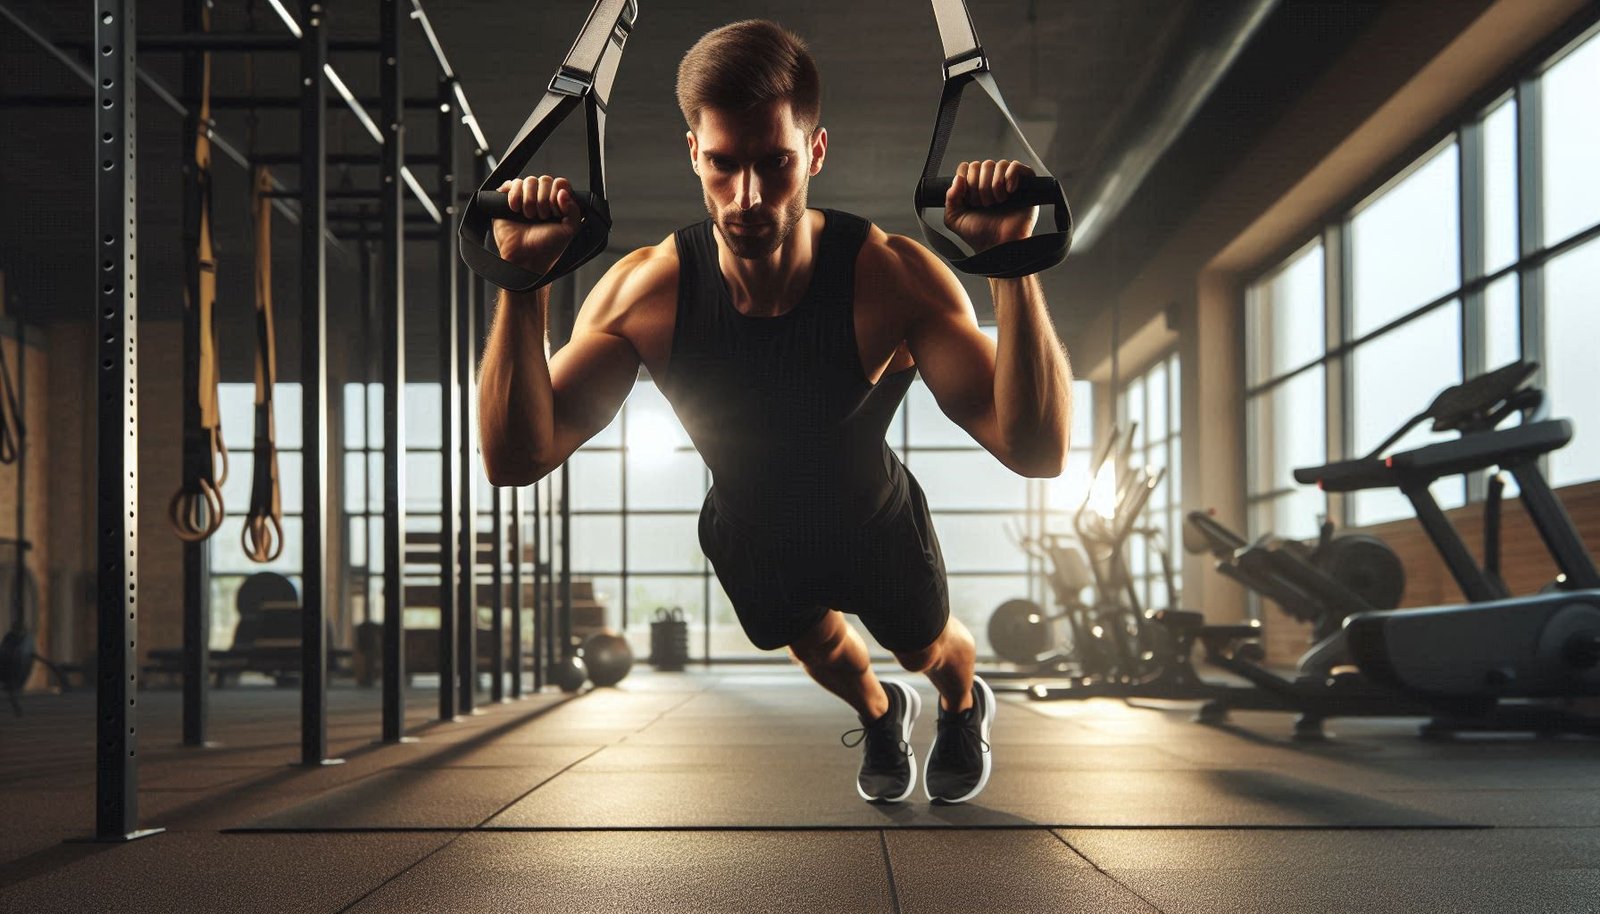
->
xmin=3 ymin=0 xmax=1600 ymax=911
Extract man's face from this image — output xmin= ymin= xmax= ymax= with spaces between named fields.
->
xmin=686 ymin=99 xmax=827 ymax=260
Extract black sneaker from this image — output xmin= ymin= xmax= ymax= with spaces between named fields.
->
xmin=840 ymin=679 xmax=921 ymax=803
xmin=924 ymin=675 xmax=994 ymax=804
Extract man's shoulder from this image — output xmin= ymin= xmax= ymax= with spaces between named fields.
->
xmin=592 ymin=237 xmax=680 ymax=307
xmin=850 ymin=222 xmax=971 ymax=321
xmin=854 ymin=223 xmax=946 ymax=289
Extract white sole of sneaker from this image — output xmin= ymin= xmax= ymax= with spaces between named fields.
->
xmin=924 ymin=675 xmax=995 ymax=804
xmin=857 ymin=679 xmax=922 ymax=804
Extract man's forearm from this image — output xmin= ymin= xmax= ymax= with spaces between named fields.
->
xmin=990 ymin=274 xmax=1073 ymax=475
xmin=478 ymin=286 xmax=556 ymax=483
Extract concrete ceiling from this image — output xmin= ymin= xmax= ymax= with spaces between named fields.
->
xmin=0 ymin=0 xmax=1386 ymax=380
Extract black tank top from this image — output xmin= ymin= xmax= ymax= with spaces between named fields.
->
xmin=659 ymin=209 xmax=916 ymax=536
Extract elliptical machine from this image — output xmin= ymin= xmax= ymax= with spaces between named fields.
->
xmin=1183 ymin=511 xmax=1405 ymax=677
xmin=988 ymin=530 xmax=1104 ymax=675
xmin=1015 ymin=426 xmax=1268 ymax=701
xmin=987 ymin=426 xmax=1163 ymax=680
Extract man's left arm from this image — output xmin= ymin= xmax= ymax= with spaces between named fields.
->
xmin=986 ymin=271 xmax=1073 ymax=476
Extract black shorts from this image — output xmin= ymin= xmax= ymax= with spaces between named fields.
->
xmin=698 ymin=471 xmax=949 ymax=653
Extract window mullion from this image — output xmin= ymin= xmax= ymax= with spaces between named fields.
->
xmin=1516 ymin=75 xmax=1546 ymax=372
xmin=1460 ymin=119 xmax=1488 ymax=503
xmin=1325 ymin=222 xmax=1349 ymax=528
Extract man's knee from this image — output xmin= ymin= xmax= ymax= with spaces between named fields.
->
xmin=893 ymin=641 xmax=939 ymax=673
xmin=894 ymin=613 xmax=965 ymax=672
xmin=787 ymin=611 xmax=849 ymax=665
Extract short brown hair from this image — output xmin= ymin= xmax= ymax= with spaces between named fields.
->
xmin=675 ymin=20 xmax=821 ymax=134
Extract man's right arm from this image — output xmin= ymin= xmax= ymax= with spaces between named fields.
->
xmin=477 ymin=248 xmax=655 ymax=485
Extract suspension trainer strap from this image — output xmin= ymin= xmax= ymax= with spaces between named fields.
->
xmin=914 ymin=0 xmax=1073 ymax=278
xmin=169 ymin=29 xmax=228 ymax=543
xmin=242 ymin=167 xmax=283 ymax=563
xmin=458 ymin=0 xmax=638 ymax=292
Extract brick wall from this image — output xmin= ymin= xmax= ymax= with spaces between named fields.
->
xmin=35 ymin=320 xmax=184 ymax=680
xmin=0 ymin=324 xmax=52 ymax=689
xmin=136 ymin=323 xmax=187 ymax=667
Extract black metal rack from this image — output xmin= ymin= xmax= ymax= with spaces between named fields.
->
xmin=1 ymin=0 xmax=556 ymax=842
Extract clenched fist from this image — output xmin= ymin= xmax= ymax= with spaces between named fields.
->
xmin=943 ymin=160 xmax=1039 ymax=255
xmin=492 ymin=174 xmax=583 ymax=277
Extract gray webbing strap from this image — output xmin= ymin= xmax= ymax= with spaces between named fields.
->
xmin=915 ymin=0 xmax=1072 ymax=278
xmin=458 ymin=0 xmax=638 ymax=292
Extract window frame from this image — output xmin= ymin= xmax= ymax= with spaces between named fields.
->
xmin=1243 ymin=17 xmax=1600 ymax=542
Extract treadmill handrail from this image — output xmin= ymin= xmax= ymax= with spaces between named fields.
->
xmin=1296 ymin=419 xmax=1572 ymax=492
xmin=1390 ymin=419 xmax=1570 ymax=477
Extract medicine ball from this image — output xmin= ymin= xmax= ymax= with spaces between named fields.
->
xmin=551 ymin=654 xmax=589 ymax=693
xmin=580 ymin=631 xmax=634 ymax=687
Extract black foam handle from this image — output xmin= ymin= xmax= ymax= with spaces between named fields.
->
xmin=459 ymin=187 xmax=610 ymax=292
xmin=474 ymin=190 xmax=587 ymax=224
xmin=916 ymin=175 xmax=1061 ymax=209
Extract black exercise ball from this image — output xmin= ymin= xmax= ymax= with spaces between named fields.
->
xmin=551 ymin=654 xmax=588 ymax=693
xmin=580 ymin=631 xmax=634 ymax=687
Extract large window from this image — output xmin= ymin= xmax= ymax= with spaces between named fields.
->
xmin=565 ymin=333 xmax=1095 ymax=662
xmin=1246 ymin=243 xmax=1329 ymax=540
xmin=210 ymin=360 xmax=1091 ymax=663
xmin=208 ymin=383 xmax=304 ymax=649
xmin=1245 ymin=23 xmax=1600 ymax=537
xmin=1117 ymin=351 xmax=1182 ymax=612
xmin=341 ymin=382 xmax=459 ymax=641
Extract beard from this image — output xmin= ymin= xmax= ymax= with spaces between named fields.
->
xmin=707 ymin=182 xmax=809 ymax=260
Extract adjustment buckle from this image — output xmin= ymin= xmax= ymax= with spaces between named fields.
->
xmin=942 ymin=47 xmax=988 ymax=81
xmin=549 ymin=66 xmax=593 ymax=97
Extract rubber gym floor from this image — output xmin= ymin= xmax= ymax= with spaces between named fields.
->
xmin=3 ymin=667 xmax=1599 ymax=913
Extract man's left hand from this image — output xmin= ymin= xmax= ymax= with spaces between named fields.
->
xmin=943 ymin=159 xmax=1039 ymax=254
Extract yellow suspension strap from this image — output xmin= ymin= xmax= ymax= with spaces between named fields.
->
xmin=169 ymin=31 xmax=228 ymax=542
xmin=242 ymin=167 xmax=283 ymax=563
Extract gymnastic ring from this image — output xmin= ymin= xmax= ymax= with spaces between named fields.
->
xmin=241 ymin=513 xmax=283 ymax=564
xmin=168 ymin=479 xmax=224 ymax=543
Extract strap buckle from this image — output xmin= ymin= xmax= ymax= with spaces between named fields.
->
xmin=942 ymin=47 xmax=987 ymax=81
xmin=549 ymin=65 xmax=593 ymax=97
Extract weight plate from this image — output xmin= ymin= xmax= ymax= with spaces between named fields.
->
xmin=987 ymin=598 xmax=1052 ymax=664
xmin=1316 ymin=534 xmax=1406 ymax=611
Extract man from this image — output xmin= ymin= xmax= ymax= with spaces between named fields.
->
xmin=479 ymin=20 xmax=1072 ymax=805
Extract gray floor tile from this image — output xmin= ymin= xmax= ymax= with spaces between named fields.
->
xmin=1106 ymin=866 xmax=1600 ymax=914
xmin=0 ymin=832 xmax=449 ymax=914
xmin=1377 ymin=788 xmax=1600 ymax=827
xmin=487 ymin=766 xmax=928 ymax=828
xmin=246 ymin=754 xmax=593 ymax=829
xmin=344 ymin=831 xmax=894 ymax=914
xmin=886 ymin=830 xmax=1158 ymax=914
xmin=1059 ymin=827 xmax=1600 ymax=871
xmin=380 ymin=741 xmax=604 ymax=769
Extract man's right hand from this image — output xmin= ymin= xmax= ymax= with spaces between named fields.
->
xmin=493 ymin=175 xmax=583 ymax=277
